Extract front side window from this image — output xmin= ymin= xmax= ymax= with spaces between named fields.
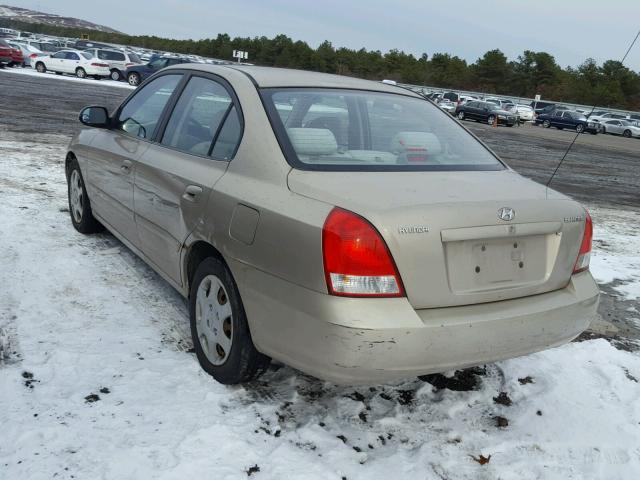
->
xmin=161 ymin=76 xmax=239 ymax=158
xmin=116 ymin=74 xmax=181 ymax=139
xmin=263 ymin=89 xmax=504 ymax=171
xmin=52 ymin=51 xmax=66 ymax=59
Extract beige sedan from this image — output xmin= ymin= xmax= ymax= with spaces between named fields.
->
xmin=66 ymin=65 xmax=599 ymax=385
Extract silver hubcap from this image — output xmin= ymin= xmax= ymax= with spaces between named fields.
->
xmin=129 ymin=75 xmax=139 ymax=86
xmin=195 ymin=275 xmax=233 ymax=365
xmin=69 ymin=170 xmax=84 ymax=223
xmin=458 ymin=112 xmax=464 ymax=119
xmin=77 ymin=69 xmax=85 ymax=78
xmin=488 ymin=116 xmax=495 ymax=124
xmin=111 ymin=71 xmax=119 ymax=80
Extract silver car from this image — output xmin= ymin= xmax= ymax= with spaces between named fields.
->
xmin=601 ymin=119 xmax=640 ymax=138
xmin=66 ymin=65 xmax=599 ymax=385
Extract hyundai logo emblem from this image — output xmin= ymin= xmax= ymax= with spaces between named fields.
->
xmin=498 ymin=207 xmax=515 ymax=221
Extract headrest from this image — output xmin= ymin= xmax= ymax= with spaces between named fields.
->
xmin=390 ymin=131 xmax=442 ymax=155
xmin=287 ymin=128 xmax=338 ymax=156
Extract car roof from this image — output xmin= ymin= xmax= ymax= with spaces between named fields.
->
xmin=171 ymin=64 xmax=421 ymax=96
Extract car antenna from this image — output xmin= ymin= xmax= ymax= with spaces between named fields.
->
xmin=546 ymin=28 xmax=640 ymax=193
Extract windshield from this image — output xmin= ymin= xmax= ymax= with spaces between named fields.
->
xmin=81 ymin=52 xmax=92 ymax=60
xmin=262 ymin=88 xmax=504 ymax=171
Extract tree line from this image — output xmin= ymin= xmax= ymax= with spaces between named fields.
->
xmin=2 ymin=18 xmax=639 ymax=110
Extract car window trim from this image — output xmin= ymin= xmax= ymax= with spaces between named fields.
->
xmin=112 ymin=71 xmax=188 ymax=144
xmin=258 ymin=87 xmax=506 ymax=172
xmin=152 ymin=70 xmax=245 ymax=162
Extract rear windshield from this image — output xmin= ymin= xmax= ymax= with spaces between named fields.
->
xmin=128 ymin=52 xmax=141 ymax=63
xmin=262 ymin=88 xmax=504 ymax=171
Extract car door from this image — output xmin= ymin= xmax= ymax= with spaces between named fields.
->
xmin=465 ymin=101 xmax=479 ymax=119
xmin=47 ymin=51 xmax=66 ymax=71
xmin=63 ymin=51 xmax=81 ymax=73
xmin=133 ymin=73 xmax=243 ymax=284
xmin=605 ymin=120 xmax=621 ymax=134
xmin=85 ymin=73 xmax=183 ymax=245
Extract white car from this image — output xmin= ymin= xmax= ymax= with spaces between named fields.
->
xmin=513 ymin=104 xmax=534 ymax=122
xmin=84 ymin=48 xmax=142 ymax=81
xmin=588 ymin=112 xmax=629 ymax=124
xmin=438 ymin=98 xmax=456 ymax=114
xmin=600 ymin=119 xmax=640 ymax=138
xmin=34 ymin=49 xmax=110 ymax=79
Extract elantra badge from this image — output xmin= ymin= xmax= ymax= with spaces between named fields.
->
xmin=498 ymin=207 xmax=515 ymax=221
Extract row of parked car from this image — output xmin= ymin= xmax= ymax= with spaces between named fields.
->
xmin=423 ymin=90 xmax=640 ymax=138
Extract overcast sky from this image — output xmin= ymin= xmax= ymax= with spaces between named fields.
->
xmin=11 ymin=0 xmax=640 ymax=70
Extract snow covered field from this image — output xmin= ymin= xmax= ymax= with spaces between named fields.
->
xmin=0 ymin=65 xmax=136 ymax=90
xmin=0 ymin=132 xmax=639 ymax=479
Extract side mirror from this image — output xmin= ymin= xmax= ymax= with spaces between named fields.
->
xmin=79 ymin=106 xmax=110 ymax=128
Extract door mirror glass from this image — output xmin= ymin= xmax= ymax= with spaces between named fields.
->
xmin=79 ymin=106 xmax=110 ymax=128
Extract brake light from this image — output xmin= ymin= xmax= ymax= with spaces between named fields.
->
xmin=125 ymin=62 xmax=135 ymax=67
xmin=573 ymin=212 xmax=593 ymax=274
xmin=322 ymin=208 xmax=404 ymax=297
xmin=30 ymin=53 xmax=38 ymax=59
xmin=91 ymin=62 xmax=109 ymax=67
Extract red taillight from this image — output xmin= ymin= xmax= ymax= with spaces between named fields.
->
xmin=322 ymin=207 xmax=404 ymax=297
xmin=91 ymin=62 xmax=109 ymax=67
xmin=573 ymin=212 xmax=593 ymax=274
xmin=30 ymin=53 xmax=38 ymax=59
xmin=125 ymin=62 xmax=135 ymax=67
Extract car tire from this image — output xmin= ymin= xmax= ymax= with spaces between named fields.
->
xmin=127 ymin=72 xmax=140 ymax=86
xmin=110 ymin=69 xmax=121 ymax=81
xmin=576 ymin=124 xmax=584 ymax=133
xmin=487 ymin=115 xmax=496 ymax=125
xmin=457 ymin=111 xmax=465 ymax=120
xmin=75 ymin=67 xmax=87 ymax=79
xmin=66 ymin=158 xmax=104 ymax=234
xmin=35 ymin=62 xmax=46 ymax=73
xmin=189 ymin=257 xmax=271 ymax=385
xmin=543 ymin=120 xmax=551 ymax=128
xmin=623 ymin=130 xmax=632 ymax=138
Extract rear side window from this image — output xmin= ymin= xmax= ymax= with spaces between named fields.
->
xmin=263 ymin=88 xmax=503 ymax=171
xmin=116 ymin=74 xmax=181 ymax=139
xmin=161 ymin=76 xmax=241 ymax=158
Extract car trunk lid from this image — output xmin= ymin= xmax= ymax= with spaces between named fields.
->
xmin=288 ymin=169 xmax=586 ymax=309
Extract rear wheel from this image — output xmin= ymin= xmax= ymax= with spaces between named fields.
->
xmin=576 ymin=124 xmax=585 ymax=133
xmin=110 ymin=69 xmax=121 ymax=81
xmin=457 ymin=111 xmax=465 ymax=120
xmin=75 ymin=67 xmax=87 ymax=79
xmin=189 ymin=257 xmax=270 ymax=384
xmin=623 ymin=129 xmax=632 ymax=138
xmin=127 ymin=72 xmax=140 ymax=86
xmin=35 ymin=62 xmax=46 ymax=73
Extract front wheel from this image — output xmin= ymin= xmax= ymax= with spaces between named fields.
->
xmin=66 ymin=159 xmax=103 ymax=234
xmin=576 ymin=124 xmax=585 ymax=133
xmin=75 ymin=67 xmax=87 ymax=79
xmin=189 ymin=257 xmax=270 ymax=384
xmin=487 ymin=115 xmax=496 ymax=125
xmin=543 ymin=120 xmax=551 ymax=128
xmin=127 ymin=72 xmax=140 ymax=86
xmin=457 ymin=111 xmax=465 ymax=120
xmin=623 ymin=130 xmax=632 ymax=138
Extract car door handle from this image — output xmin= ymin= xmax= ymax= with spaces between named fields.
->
xmin=183 ymin=185 xmax=203 ymax=202
xmin=120 ymin=160 xmax=132 ymax=173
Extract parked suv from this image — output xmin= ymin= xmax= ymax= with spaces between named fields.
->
xmin=85 ymin=48 xmax=142 ymax=81
xmin=455 ymin=100 xmax=517 ymax=126
xmin=535 ymin=110 xmax=599 ymax=134
xmin=124 ymin=56 xmax=192 ymax=86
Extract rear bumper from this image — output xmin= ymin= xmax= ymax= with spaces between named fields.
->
xmin=231 ymin=258 xmax=599 ymax=384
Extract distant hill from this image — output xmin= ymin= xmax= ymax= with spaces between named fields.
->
xmin=0 ymin=4 xmax=120 ymax=33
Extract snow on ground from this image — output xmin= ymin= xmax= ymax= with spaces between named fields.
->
xmin=0 ymin=65 xmax=135 ymax=90
xmin=0 ymin=132 xmax=639 ymax=480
